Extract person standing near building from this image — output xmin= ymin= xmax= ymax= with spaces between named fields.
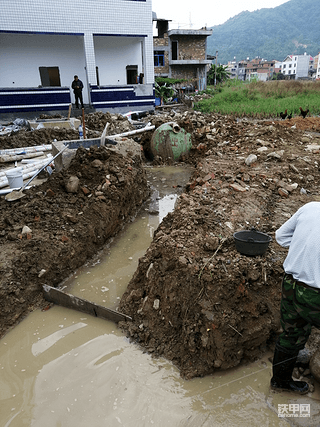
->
xmin=71 ymin=75 xmax=84 ymax=109
xmin=270 ymin=201 xmax=320 ymax=394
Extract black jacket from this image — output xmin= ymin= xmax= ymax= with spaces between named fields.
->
xmin=72 ymin=79 xmax=84 ymax=93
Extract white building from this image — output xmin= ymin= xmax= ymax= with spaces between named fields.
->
xmin=0 ymin=0 xmax=154 ymax=117
xmin=313 ymin=52 xmax=320 ymax=80
xmin=278 ymin=53 xmax=313 ymax=79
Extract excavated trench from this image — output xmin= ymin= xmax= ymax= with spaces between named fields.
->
xmin=2 ymin=165 xmax=313 ymax=427
xmin=2 ymin=111 xmax=320 ymax=425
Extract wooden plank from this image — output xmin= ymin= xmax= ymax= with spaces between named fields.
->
xmin=42 ymin=285 xmax=131 ymax=323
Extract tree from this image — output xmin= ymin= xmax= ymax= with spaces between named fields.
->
xmin=155 ymin=82 xmax=176 ymax=105
xmin=207 ymin=64 xmax=231 ymax=85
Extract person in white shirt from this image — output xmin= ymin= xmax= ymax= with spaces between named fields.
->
xmin=271 ymin=201 xmax=320 ymax=394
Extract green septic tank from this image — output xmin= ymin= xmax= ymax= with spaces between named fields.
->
xmin=150 ymin=122 xmax=192 ymax=161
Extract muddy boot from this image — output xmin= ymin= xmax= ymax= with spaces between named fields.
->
xmin=271 ymin=344 xmax=309 ymax=394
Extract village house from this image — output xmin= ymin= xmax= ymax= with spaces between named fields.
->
xmin=226 ymin=58 xmax=275 ymax=82
xmin=245 ymin=58 xmax=275 ymax=81
xmin=312 ymin=52 xmax=320 ymax=80
xmin=276 ymin=53 xmax=314 ymax=79
xmin=0 ymin=0 xmax=154 ymax=118
xmin=153 ymin=17 xmax=212 ymax=91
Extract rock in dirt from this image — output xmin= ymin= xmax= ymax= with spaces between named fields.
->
xmin=65 ymin=175 xmax=80 ymax=193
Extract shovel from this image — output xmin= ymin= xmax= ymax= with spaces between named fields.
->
xmin=5 ymin=144 xmax=69 ymax=202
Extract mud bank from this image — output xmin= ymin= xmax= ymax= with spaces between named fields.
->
xmin=119 ymin=113 xmax=320 ymax=379
xmin=0 ymin=144 xmax=149 ymax=338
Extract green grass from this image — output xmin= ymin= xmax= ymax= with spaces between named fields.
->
xmin=194 ymin=80 xmax=320 ymax=118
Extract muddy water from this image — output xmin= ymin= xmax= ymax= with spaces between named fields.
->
xmin=1 ymin=166 xmax=320 ymax=427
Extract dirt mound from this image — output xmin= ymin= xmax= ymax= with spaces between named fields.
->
xmin=278 ymin=116 xmax=320 ymax=132
xmin=119 ymin=111 xmax=320 ymax=379
xmin=0 ymin=111 xmax=135 ymax=151
xmin=0 ymin=144 xmax=149 ymax=337
xmin=83 ymin=111 xmax=135 ymax=134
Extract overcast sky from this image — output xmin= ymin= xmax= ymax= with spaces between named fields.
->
xmin=152 ymin=0 xmax=290 ymax=30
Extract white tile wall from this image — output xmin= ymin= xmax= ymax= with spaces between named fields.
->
xmin=1 ymin=0 xmax=154 ymax=84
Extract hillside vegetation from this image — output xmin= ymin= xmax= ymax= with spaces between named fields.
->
xmin=207 ymin=0 xmax=320 ymax=64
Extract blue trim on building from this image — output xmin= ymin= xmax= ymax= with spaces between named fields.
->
xmin=93 ymin=33 xmax=147 ymax=37
xmin=0 ymin=85 xmax=155 ymax=115
xmin=0 ymin=87 xmax=71 ymax=113
xmin=90 ymin=85 xmax=155 ymax=109
xmin=0 ymin=30 xmax=84 ymax=36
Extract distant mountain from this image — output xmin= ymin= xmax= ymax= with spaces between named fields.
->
xmin=207 ymin=0 xmax=320 ymax=64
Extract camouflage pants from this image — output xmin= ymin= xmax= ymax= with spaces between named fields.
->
xmin=278 ymin=273 xmax=320 ymax=351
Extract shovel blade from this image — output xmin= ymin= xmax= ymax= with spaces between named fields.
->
xmin=5 ymin=190 xmax=26 ymax=202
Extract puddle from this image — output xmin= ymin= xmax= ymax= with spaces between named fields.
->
xmin=61 ymin=165 xmax=192 ymax=308
xmin=1 ymin=165 xmax=320 ymax=426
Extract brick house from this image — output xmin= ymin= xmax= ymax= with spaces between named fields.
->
xmin=245 ymin=58 xmax=275 ymax=81
xmin=153 ymin=18 xmax=212 ymax=91
xmin=226 ymin=58 xmax=275 ymax=81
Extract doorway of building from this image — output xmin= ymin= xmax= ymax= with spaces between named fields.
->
xmin=126 ymin=65 xmax=138 ymax=84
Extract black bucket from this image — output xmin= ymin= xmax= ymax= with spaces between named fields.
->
xmin=233 ymin=229 xmax=272 ymax=256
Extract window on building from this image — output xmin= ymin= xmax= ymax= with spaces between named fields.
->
xmin=154 ymin=51 xmax=165 ymax=67
xmin=289 ymin=70 xmax=291 ymax=74
xmin=126 ymin=65 xmax=138 ymax=84
xmin=172 ymin=41 xmax=178 ymax=60
xmin=294 ymin=63 xmax=296 ymax=67
xmin=39 ymin=67 xmax=61 ymax=86
xmin=283 ymin=64 xmax=286 ymax=68
xmin=289 ymin=64 xmax=292 ymax=68
xmin=283 ymin=71 xmax=286 ymax=74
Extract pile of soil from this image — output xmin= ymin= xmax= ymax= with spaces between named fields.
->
xmin=0 ymin=143 xmax=149 ymax=338
xmin=119 ymin=111 xmax=320 ymax=378
xmin=1 ymin=108 xmax=320 ymax=379
xmin=0 ymin=111 xmax=135 ymax=149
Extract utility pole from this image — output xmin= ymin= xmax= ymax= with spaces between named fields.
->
xmin=214 ymin=50 xmax=218 ymax=88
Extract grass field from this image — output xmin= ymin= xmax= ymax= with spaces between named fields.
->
xmin=194 ymin=79 xmax=320 ymax=118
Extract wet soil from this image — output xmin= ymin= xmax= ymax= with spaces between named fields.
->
xmin=1 ymin=109 xmax=320 ymax=380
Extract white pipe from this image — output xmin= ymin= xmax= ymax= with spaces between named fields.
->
xmin=0 ymin=151 xmax=46 ymax=163
xmin=21 ymin=155 xmax=52 ymax=164
xmin=0 ymin=157 xmax=53 ymax=178
xmin=0 ymin=160 xmax=54 ymax=189
xmin=109 ymin=125 xmax=155 ymax=140
xmin=0 ymin=144 xmax=52 ymax=155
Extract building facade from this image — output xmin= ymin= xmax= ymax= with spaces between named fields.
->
xmin=153 ymin=19 xmax=212 ymax=91
xmin=0 ymin=0 xmax=154 ymax=117
xmin=278 ymin=53 xmax=314 ymax=79
xmin=225 ymin=58 xmax=275 ymax=82
xmin=312 ymin=52 xmax=320 ymax=80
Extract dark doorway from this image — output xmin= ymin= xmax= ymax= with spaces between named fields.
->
xmin=39 ymin=67 xmax=61 ymax=86
xmin=126 ymin=65 xmax=138 ymax=84
xmin=172 ymin=41 xmax=178 ymax=60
